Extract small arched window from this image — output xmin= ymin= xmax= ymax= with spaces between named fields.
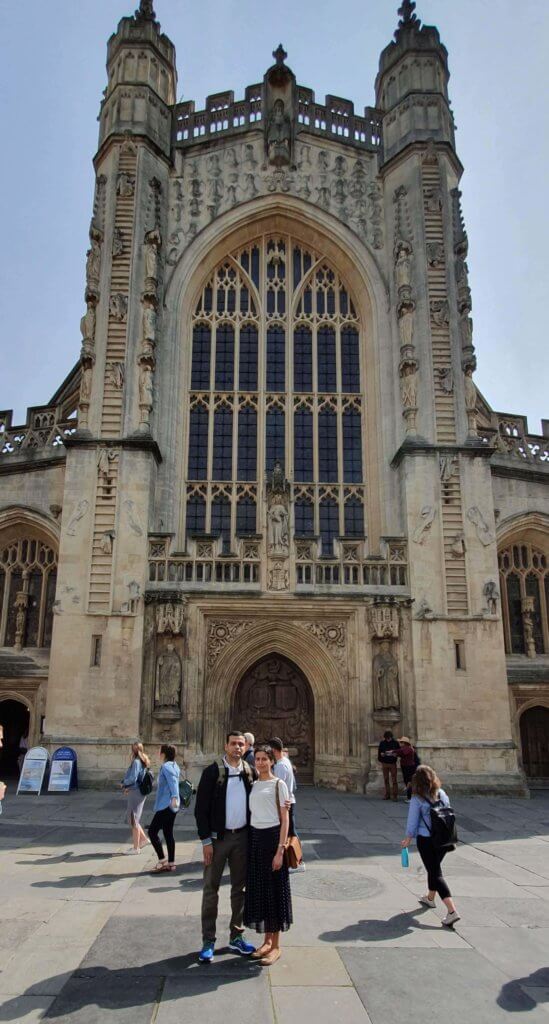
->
xmin=0 ymin=537 xmax=58 ymax=649
xmin=499 ymin=542 xmax=549 ymax=654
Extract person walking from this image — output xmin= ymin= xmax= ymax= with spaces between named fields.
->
xmin=195 ymin=730 xmax=257 ymax=963
xmin=377 ymin=730 xmax=399 ymax=800
xmin=244 ymin=745 xmax=292 ymax=965
xmin=243 ymin=732 xmax=255 ymax=768
xmin=148 ymin=743 xmax=180 ymax=873
xmin=400 ymin=765 xmax=460 ymax=927
xmin=121 ymin=741 xmax=151 ymax=855
xmin=393 ymin=736 xmax=419 ymax=800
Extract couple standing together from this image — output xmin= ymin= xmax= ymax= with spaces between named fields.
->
xmin=195 ymin=731 xmax=296 ymax=966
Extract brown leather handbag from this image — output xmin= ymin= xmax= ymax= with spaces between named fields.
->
xmin=275 ymin=780 xmax=303 ymax=868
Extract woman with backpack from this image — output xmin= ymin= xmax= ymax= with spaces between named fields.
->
xmin=400 ymin=765 xmax=460 ymax=927
xmin=148 ymin=743 xmax=181 ymax=873
xmin=121 ymin=741 xmax=151 ymax=855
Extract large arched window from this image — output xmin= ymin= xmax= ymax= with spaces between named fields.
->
xmin=499 ymin=542 xmax=549 ymax=654
xmin=0 ymin=537 xmax=58 ymax=648
xmin=183 ymin=235 xmax=365 ymax=555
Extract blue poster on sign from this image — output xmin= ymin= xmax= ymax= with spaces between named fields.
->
xmin=48 ymin=747 xmax=78 ymax=792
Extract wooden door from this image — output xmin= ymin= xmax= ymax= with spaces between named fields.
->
xmin=520 ymin=706 xmax=549 ymax=778
xmin=234 ymin=656 xmax=314 ymax=782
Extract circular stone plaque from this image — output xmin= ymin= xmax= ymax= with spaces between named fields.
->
xmin=289 ymin=869 xmax=383 ymax=901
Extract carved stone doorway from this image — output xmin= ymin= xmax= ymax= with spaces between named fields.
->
xmin=234 ymin=655 xmax=314 ymax=783
xmin=520 ymin=706 xmax=549 ymax=780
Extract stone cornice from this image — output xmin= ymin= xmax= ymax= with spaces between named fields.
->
xmin=379 ymin=139 xmax=463 ymax=179
xmin=64 ymin=433 xmax=163 ymax=464
xmin=391 ymin=438 xmax=493 ymax=468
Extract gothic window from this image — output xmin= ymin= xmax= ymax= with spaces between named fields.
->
xmin=499 ymin=542 xmax=549 ymax=654
xmin=0 ymin=537 xmax=58 ymax=648
xmin=184 ymin=235 xmax=364 ymax=556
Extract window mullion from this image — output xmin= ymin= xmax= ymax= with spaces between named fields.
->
xmin=37 ymin=570 xmax=47 ymax=647
xmin=0 ymin=570 xmax=9 ymax=645
xmin=337 ymin=399 xmax=344 ymax=537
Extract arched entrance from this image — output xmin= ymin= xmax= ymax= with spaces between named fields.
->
xmin=520 ymin=706 xmax=549 ymax=780
xmin=234 ymin=655 xmax=314 ymax=783
xmin=0 ymin=698 xmax=30 ymax=777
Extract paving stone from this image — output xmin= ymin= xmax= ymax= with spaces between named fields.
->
xmin=0 ymin=994 xmax=55 ymax=1023
xmin=338 ymin=948 xmax=549 ymax=1023
xmin=269 ymin=946 xmax=351 ymax=986
xmin=154 ymin=974 xmax=272 ymax=1022
xmin=272 ymin=985 xmax=372 ymax=1023
xmin=456 ymin=927 xmax=549 ymax=978
xmin=42 ymin=974 xmax=162 ymax=1023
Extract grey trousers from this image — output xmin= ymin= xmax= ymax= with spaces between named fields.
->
xmin=201 ymin=828 xmax=248 ymax=942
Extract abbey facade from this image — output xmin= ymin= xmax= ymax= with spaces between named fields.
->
xmin=1 ymin=0 xmax=548 ymax=791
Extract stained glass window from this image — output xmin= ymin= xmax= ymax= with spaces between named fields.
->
xmin=211 ymin=496 xmax=231 ymax=553
xmin=267 ymin=326 xmax=285 ymax=391
xmin=212 ymin=408 xmax=233 ymax=480
xmin=294 ymin=409 xmax=313 ymax=482
xmin=238 ymin=408 xmax=257 ymax=481
xmin=0 ymin=539 xmax=58 ymax=648
xmin=320 ymin=500 xmax=339 ymax=556
xmin=191 ymin=323 xmax=211 ymax=390
xmin=343 ymin=411 xmax=363 ymax=482
xmin=239 ymin=325 xmax=258 ymax=391
xmin=236 ymin=497 xmax=257 ymax=535
xmin=188 ymin=407 xmax=209 ymax=479
xmin=294 ymin=326 xmax=312 ymax=392
xmin=266 ymin=409 xmax=285 ymax=471
xmin=186 ymin=494 xmax=206 ymax=535
xmin=318 ymin=410 xmax=338 ymax=482
xmin=317 ymin=326 xmax=336 ymax=392
xmin=215 ymin=324 xmax=235 ymax=390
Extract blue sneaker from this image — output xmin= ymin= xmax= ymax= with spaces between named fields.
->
xmin=198 ymin=941 xmax=215 ymax=963
xmin=229 ymin=936 xmax=256 ymax=956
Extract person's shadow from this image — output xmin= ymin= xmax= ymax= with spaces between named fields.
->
xmin=497 ymin=968 xmax=549 ymax=1013
xmin=319 ymin=907 xmax=439 ymax=943
xmin=0 ymin=954 xmax=262 ymax=1020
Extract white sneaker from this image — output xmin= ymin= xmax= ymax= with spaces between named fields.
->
xmin=124 ymin=848 xmax=141 ymax=856
xmin=442 ymin=910 xmax=460 ymax=927
xmin=418 ymin=895 xmax=436 ymax=909
xmin=289 ymin=863 xmax=306 ymax=873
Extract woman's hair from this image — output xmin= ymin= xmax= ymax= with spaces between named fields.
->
xmin=160 ymin=743 xmax=176 ymax=762
xmin=131 ymin=741 xmax=150 ymax=768
xmin=411 ymin=765 xmax=441 ymax=800
xmin=253 ymin=744 xmax=275 ymax=764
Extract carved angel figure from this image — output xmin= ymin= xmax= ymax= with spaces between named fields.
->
xmin=266 ymin=99 xmax=292 ymax=167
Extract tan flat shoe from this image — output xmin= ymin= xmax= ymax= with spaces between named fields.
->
xmin=260 ymin=948 xmax=281 ymax=966
xmin=251 ymin=943 xmax=272 ymax=960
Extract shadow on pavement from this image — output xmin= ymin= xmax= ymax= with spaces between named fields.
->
xmin=497 ymin=968 xmax=549 ymax=1013
xmin=318 ymin=907 xmax=437 ymax=942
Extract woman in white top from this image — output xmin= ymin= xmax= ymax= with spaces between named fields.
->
xmin=243 ymin=745 xmax=293 ymax=965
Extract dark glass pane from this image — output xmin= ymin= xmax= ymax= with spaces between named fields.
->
xmin=294 ymin=326 xmax=312 ymax=392
xmin=341 ymin=327 xmax=360 ymax=392
xmin=507 ymin=573 xmax=524 ymax=654
xmin=304 ymin=288 xmax=312 ymax=315
xmin=526 ymin=574 xmax=544 ymax=654
xmin=343 ymin=411 xmax=363 ymax=482
xmin=237 ymin=408 xmax=257 ymax=480
xmin=204 ymin=285 xmax=213 ymax=313
xmin=5 ymin=570 xmax=22 ymax=646
xmin=266 ymin=409 xmax=285 ymax=471
xmin=43 ymin=570 xmax=57 ymax=647
xmin=25 ymin=571 xmax=42 ymax=647
xmin=267 ymin=326 xmax=285 ymax=391
xmin=240 ymin=285 xmax=249 ymax=314
xmin=236 ymin=498 xmax=256 ymax=535
xmin=317 ymin=326 xmax=337 ymax=392
xmin=186 ymin=495 xmax=206 ymax=535
xmin=318 ymin=411 xmax=338 ymax=481
xmin=239 ymin=325 xmax=258 ymax=390
xmin=340 ymin=288 xmax=349 ymax=315
xmin=344 ymin=498 xmax=364 ymax=537
xmin=293 ymin=247 xmax=302 ymax=290
xmin=212 ymin=408 xmax=233 ymax=480
xmin=191 ymin=324 xmax=211 ymax=390
xmin=211 ymin=498 xmax=231 ymax=553
xmin=295 ymin=499 xmax=314 ymax=536
xmin=294 ymin=410 xmax=313 ymax=482
xmin=326 ymin=288 xmax=336 ymax=315
xmin=320 ymin=501 xmax=339 ymax=556
xmin=251 ymin=246 xmax=260 ymax=288
xmin=0 ymin=567 xmax=4 ymax=634
xmin=187 ymin=407 xmax=209 ymax=479
xmin=215 ymin=324 xmax=235 ymax=390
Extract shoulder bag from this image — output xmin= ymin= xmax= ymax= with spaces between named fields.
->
xmin=275 ymin=779 xmax=303 ymax=869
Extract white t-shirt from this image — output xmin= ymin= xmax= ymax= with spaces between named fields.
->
xmin=273 ymin=756 xmax=296 ymax=804
xmin=224 ymin=759 xmax=248 ymax=830
xmin=249 ymin=778 xmax=289 ymax=829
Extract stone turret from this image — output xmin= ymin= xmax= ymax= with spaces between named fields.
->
xmin=375 ymin=0 xmax=455 ymax=164
xmin=98 ymin=0 xmax=177 ymax=158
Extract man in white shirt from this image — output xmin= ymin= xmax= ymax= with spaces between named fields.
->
xmin=270 ymin=736 xmax=305 ymax=871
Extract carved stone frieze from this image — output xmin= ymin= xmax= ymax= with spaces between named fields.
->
xmin=207 ymin=620 xmax=253 ymax=667
xmin=156 ymin=600 xmax=186 ymax=635
xmin=167 ymin=138 xmax=383 ymax=267
xmin=304 ymin=622 xmax=346 ymax=662
xmin=368 ymin=603 xmax=399 ymax=640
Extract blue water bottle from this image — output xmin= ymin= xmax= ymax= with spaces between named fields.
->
xmin=401 ymin=846 xmax=409 ymax=868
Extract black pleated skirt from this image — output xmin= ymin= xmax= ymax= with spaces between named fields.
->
xmin=243 ymin=825 xmax=293 ymax=934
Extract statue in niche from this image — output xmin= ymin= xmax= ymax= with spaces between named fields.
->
xmin=266 ymin=99 xmax=292 ymax=167
xmin=466 ymin=506 xmax=494 ymax=546
xmin=373 ymin=640 xmax=400 ymax=711
xmin=438 ymin=366 xmax=454 ymax=394
xmin=463 ymin=367 xmax=478 ymax=434
xmin=112 ymin=227 xmax=125 ymax=257
xmin=268 ymin=503 xmax=289 ymax=555
xmin=398 ymin=301 xmax=415 ymax=347
xmin=483 ymin=580 xmax=498 ymax=615
xmin=399 ymin=362 xmax=417 ymax=410
xmin=394 ymin=241 xmax=412 ymax=291
xmin=107 ymin=362 xmax=125 ymax=390
xmin=155 ymin=644 xmax=182 ymax=709
xmin=413 ymin=505 xmax=435 ymax=544
xmin=143 ymin=304 xmax=157 ymax=344
xmin=139 ymin=363 xmax=154 ymax=410
xmin=85 ymin=229 xmax=102 ymax=293
xmin=144 ymin=227 xmax=161 ymax=283
xmin=79 ymin=363 xmax=93 ymax=404
xmin=80 ymin=304 xmax=96 ymax=346
xmin=117 ymin=172 xmax=134 ymax=197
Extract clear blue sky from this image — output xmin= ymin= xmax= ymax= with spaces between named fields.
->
xmin=0 ymin=0 xmax=547 ymax=433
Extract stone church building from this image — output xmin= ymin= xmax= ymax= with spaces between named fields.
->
xmin=1 ymin=0 xmax=548 ymax=791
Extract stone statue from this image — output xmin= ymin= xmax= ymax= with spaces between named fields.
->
xmin=99 ymin=531 xmax=114 ymax=555
xmin=112 ymin=227 xmax=124 ymax=257
xmin=438 ymin=366 xmax=454 ymax=394
xmin=108 ymin=362 xmax=125 ymax=390
xmin=143 ymin=305 xmax=157 ymax=344
xmin=463 ymin=368 xmax=477 ymax=434
xmin=413 ymin=505 xmax=435 ymax=544
xmin=14 ymin=593 xmax=28 ymax=651
xmin=144 ymin=228 xmax=161 ymax=283
xmin=155 ymin=644 xmax=182 ymax=709
xmin=117 ymin=172 xmax=134 ymax=197
xmin=398 ymin=301 xmax=415 ymax=347
xmin=268 ymin=503 xmax=289 ymax=554
xmin=430 ymin=300 xmax=449 ymax=327
xmin=373 ymin=640 xmax=400 ymax=711
xmin=85 ymin=232 xmax=102 ymax=292
xmin=266 ymin=99 xmax=292 ymax=167
xmin=483 ymin=580 xmax=498 ymax=615
xmin=139 ymin=363 xmax=154 ymax=410
xmin=79 ymin=363 xmax=93 ymax=404
xmin=80 ymin=304 xmax=96 ymax=345
xmin=450 ymin=532 xmax=466 ymax=557
xmin=399 ymin=364 xmax=417 ymax=410
xmin=67 ymin=499 xmax=89 ymax=537
xmin=521 ymin=597 xmax=537 ymax=658
xmin=466 ymin=506 xmax=494 ymax=546
xmin=394 ymin=242 xmax=412 ymax=291
xmin=109 ymin=293 xmax=128 ymax=322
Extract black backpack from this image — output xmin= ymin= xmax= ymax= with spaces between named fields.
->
xmin=428 ymin=798 xmax=457 ymax=851
xmin=139 ymin=767 xmax=154 ymax=796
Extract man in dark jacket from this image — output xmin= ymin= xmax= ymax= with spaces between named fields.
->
xmin=194 ymin=730 xmax=256 ymax=962
xmin=377 ymin=730 xmax=399 ymax=801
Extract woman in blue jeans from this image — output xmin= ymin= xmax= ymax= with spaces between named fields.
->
xmin=148 ymin=743 xmax=180 ymax=873
xmin=400 ymin=765 xmax=460 ymax=927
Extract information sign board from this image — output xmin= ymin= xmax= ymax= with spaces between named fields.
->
xmin=17 ymin=747 xmax=49 ymax=795
xmin=48 ymin=747 xmax=78 ymax=793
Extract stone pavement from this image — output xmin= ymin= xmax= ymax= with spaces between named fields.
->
xmin=1 ymin=786 xmax=549 ymax=1022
